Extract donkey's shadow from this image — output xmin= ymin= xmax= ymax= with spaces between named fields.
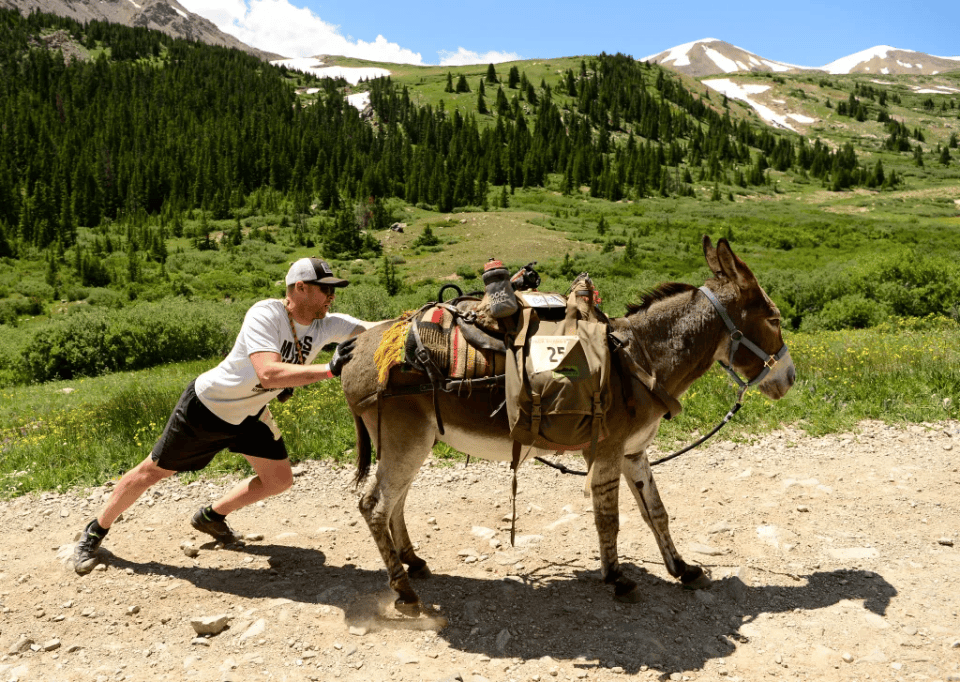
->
xmin=394 ymin=563 xmax=895 ymax=676
xmin=107 ymin=544 xmax=894 ymax=677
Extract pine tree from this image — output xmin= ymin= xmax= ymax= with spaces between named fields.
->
xmin=444 ymin=72 xmax=454 ymax=93
xmin=477 ymin=90 xmax=488 ymax=115
xmin=456 ymin=74 xmax=470 ymax=93
xmin=508 ymin=66 xmax=520 ymax=89
xmin=485 ymin=63 xmax=499 ymax=84
xmin=380 ymin=254 xmax=400 ymax=295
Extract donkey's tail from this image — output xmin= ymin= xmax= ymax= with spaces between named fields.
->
xmin=352 ymin=413 xmax=373 ymax=488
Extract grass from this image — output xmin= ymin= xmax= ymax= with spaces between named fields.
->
xmin=0 ymin=353 xmax=359 ymax=498
xmin=2 ymin=322 xmax=957 ymax=498
xmin=2 ymin=57 xmax=959 ymax=496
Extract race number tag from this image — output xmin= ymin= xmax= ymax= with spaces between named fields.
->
xmin=529 ymin=335 xmax=579 ymax=374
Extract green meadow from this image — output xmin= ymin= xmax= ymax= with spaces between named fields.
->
xmin=2 ymin=13 xmax=959 ymax=497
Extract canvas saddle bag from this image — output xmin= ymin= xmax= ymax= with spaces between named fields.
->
xmin=505 ymin=278 xmax=612 ymax=455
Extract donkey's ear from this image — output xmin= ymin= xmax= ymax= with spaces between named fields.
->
xmin=715 ymin=238 xmax=758 ymax=289
xmin=702 ymin=235 xmax=723 ymax=277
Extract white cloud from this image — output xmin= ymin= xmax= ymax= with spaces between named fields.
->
xmin=178 ymin=0 xmax=423 ymax=63
xmin=437 ymin=47 xmax=522 ymax=66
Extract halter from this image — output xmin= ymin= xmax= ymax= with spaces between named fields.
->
xmin=698 ymin=286 xmax=789 ymax=392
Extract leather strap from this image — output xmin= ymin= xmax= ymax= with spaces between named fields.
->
xmin=610 ymin=331 xmax=683 ymax=420
xmin=409 ymin=317 xmax=446 ymax=435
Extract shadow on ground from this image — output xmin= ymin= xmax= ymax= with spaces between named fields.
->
xmin=104 ymin=544 xmax=896 ymax=678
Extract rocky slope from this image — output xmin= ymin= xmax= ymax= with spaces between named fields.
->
xmin=0 ymin=0 xmax=282 ymax=61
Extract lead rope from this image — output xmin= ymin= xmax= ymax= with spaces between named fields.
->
xmin=533 ymin=386 xmax=747 ymax=476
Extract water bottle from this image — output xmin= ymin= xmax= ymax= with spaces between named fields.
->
xmin=482 ymin=258 xmax=519 ymax=318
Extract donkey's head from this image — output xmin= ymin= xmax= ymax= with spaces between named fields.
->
xmin=702 ymin=236 xmax=795 ymax=400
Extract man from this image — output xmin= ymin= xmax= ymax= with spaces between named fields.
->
xmin=73 ymin=258 xmax=375 ymax=575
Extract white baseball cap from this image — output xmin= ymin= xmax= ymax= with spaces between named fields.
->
xmin=285 ymin=258 xmax=349 ymax=288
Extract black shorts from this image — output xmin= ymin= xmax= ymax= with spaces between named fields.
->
xmin=151 ymin=380 xmax=288 ymax=472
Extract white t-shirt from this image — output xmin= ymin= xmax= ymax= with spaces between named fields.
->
xmin=194 ymin=299 xmax=364 ymax=424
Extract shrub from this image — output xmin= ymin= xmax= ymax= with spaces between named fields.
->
xmin=0 ymin=295 xmax=43 ymax=325
xmin=456 ymin=264 xmax=478 ymax=280
xmin=16 ymin=300 xmax=244 ymax=383
xmin=85 ymin=288 xmax=125 ymax=308
xmin=15 ymin=279 xmax=54 ymax=302
xmin=801 ymin=294 xmax=890 ymax=331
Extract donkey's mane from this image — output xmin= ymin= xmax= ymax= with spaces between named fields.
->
xmin=625 ymin=282 xmax=698 ymax=317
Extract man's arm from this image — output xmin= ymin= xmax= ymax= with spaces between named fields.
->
xmin=250 ymin=351 xmax=335 ymax=389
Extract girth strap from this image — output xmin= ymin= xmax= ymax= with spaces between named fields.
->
xmin=409 ymin=316 xmax=446 ymax=435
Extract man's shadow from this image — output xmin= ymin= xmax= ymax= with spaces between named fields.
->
xmin=107 ymin=543 xmax=896 ymax=677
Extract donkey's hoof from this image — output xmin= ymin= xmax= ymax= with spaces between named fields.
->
xmin=394 ymin=598 xmax=422 ymax=617
xmin=408 ymin=564 xmax=432 ymax=580
xmin=680 ymin=566 xmax=712 ymax=590
xmin=613 ymin=585 xmax=643 ymax=604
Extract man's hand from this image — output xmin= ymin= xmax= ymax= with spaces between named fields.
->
xmin=329 ymin=337 xmax=357 ymax=377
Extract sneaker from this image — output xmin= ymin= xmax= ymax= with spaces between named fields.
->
xmin=190 ymin=507 xmax=240 ymax=544
xmin=73 ymin=520 xmax=105 ymax=575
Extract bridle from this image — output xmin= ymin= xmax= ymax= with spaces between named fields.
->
xmin=697 ymin=286 xmax=789 ymax=394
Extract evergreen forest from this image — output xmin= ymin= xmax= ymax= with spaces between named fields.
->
xmin=1 ymin=8 xmax=959 ymax=388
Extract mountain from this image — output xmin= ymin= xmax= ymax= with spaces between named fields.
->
xmin=640 ymin=39 xmax=815 ymax=77
xmin=643 ymin=38 xmax=960 ymax=77
xmin=0 ymin=0 xmax=283 ymax=61
xmin=821 ymin=46 xmax=960 ymax=75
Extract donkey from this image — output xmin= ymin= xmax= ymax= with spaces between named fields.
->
xmin=339 ymin=236 xmax=795 ymax=615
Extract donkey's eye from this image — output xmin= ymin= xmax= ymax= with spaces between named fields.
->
xmin=769 ymin=318 xmax=781 ymax=327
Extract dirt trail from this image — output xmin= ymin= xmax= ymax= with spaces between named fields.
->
xmin=1 ymin=420 xmax=959 ymax=682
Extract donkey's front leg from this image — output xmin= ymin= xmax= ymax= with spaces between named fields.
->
xmin=588 ymin=453 xmax=642 ymax=603
xmin=358 ymin=470 xmax=422 ymax=615
xmin=622 ymin=451 xmax=712 ymax=589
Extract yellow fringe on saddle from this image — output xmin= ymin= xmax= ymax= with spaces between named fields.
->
xmin=374 ymin=316 xmax=413 ymax=385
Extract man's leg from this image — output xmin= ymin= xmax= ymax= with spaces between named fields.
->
xmin=74 ymin=455 xmax=176 ymax=574
xmin=214 ymin=456 xmax=294 ymax=514
xmin=99 ymin=456 xmax=178 ymax=527
xmin=191 ymin=456 xmax=293 ymax=542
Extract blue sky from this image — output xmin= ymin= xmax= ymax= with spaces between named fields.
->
xmin=179 ymin=0 xmax=960 ymax=67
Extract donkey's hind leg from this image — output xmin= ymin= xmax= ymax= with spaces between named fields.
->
xmin=390 ymin=487 xmax=431 ymax=579
xmin=621 ymin=451 xmax=711 ymax=589
xmin=357 ymin=412 xmax=433 ymax=615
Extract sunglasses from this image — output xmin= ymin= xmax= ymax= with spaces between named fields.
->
xmin=308 ymin=283 xmax=337 ymax=296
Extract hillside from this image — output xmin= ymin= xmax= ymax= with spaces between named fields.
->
xmin=0 ymin=0 xmax=281 ymax=61
xmin=1 ymin=10 xmax=959 ymax=389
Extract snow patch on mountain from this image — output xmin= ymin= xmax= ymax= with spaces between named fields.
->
xmin=912 ymin=85 xmax=960 ymax=95
xmin=347 ymin=92 xmax=371 ymax=110
xmin=641 ymin=38 xmax=720 ymax=66
xmin=821 ymin=46 xmax=898 ymax=74
xmin=704 ymin=79 xmax=814 ymax=132
xmin=271 ymin=58 xmax=390 ymax=85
